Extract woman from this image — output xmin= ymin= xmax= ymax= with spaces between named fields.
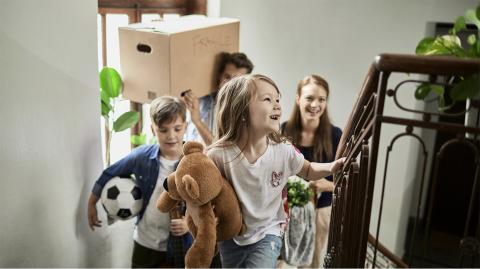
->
xmin=282 ymin=74 xmax=342 ymax=268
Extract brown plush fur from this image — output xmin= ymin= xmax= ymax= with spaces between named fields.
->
xmin=157 ymin=141 xmax=244 ymax=268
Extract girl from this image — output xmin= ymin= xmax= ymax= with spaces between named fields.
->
xmin=207 ymin=74 xmax=344 ymax=268
xmin=282 ymin=75 xmax=343 ymax=268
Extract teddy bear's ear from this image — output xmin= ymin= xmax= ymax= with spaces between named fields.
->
xmin=183 ymin=141 xmax=204 ymax=155
xmin=182 ymin=174 xmax=200 ymax=199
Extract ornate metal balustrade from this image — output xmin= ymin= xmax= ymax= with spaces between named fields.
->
xmin=325 ymin=54 xmax=480 ymax=268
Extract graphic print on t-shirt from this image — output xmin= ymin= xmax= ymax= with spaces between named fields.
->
xmin=271 ymin=171 xmax=283 ymax=187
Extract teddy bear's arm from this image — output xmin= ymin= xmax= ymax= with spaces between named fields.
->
xmin=185 ymin=202 xmax=217 ymax=268
xmin=186 ymin=213 xmax=197 ymax=238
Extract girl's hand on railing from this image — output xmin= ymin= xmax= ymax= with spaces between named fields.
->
xmin=330 ymin=157 xmax=346 ymax=173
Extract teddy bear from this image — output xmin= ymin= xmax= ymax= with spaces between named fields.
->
xmin=156 ymin=141 xmax=244 ymax=268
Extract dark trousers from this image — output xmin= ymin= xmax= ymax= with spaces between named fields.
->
xmin=131 ymin=241 xmax=171 ymax=268
xmin=211 ymin=252 xmax=222 ymax=268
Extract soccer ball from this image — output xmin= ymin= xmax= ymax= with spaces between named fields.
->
xmin=100 ymin=177 xmax=143 ymax=220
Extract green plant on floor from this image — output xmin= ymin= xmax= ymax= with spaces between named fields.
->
xmin=100 ymin=67 xmax=139 ymax=166
xmin=287 ymin=176 xmax=314 ymax=208
xmin=415 ymin=5 xmax=480 ymax=109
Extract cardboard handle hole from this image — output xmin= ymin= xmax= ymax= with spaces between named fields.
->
xmin=137 ymin=43 xmax=152 ymax=53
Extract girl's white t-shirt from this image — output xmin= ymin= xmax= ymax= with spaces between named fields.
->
xmin=133 ymin=156 xmax=178 ymax=251
xmin=207 ymin=141 xmax=304 ymax=245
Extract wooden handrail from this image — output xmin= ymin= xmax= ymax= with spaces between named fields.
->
xmin=375 ymin=53 xmax=480 ymax=76
xmin=335 ymin=65 xmax=379 ymax=159
xmin=368 ymin=234 xmax=409 ymax=268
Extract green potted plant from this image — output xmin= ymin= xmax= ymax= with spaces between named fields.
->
xmin=415 ymin=5 xmax=480 ymax=107
xmin=99 ymin=67 xmax=139 ymax=166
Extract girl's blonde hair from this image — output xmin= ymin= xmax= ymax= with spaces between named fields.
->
xmin=212 ymin=74 xmax=283 ymax=148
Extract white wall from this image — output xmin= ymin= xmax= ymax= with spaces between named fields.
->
xmin=0 ymin=0 xmax=132 ymax=267
xmin=219 ymin=0 xmax=478 ymax=258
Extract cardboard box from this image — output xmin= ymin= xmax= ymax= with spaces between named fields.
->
xmin=119 ymin=15 xmax=240 ymax=104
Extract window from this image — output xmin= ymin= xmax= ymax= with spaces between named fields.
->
xmin=97 ymin=0 xmax=205 ymax=164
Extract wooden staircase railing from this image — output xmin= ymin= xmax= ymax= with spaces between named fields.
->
xmin=325 ymin=54 xmax=480 ymax=268
xmin=366 ymin=234 xmax=408 ymax=268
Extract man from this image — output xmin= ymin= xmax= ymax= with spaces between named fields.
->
xmin=182 ymin=52 xmax=254 ymax=145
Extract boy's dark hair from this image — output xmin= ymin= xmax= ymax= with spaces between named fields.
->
xmin=150 ymin=96 xmax=186 ymax=127
xmin=216 ymin=52 xmax=254 ymax=81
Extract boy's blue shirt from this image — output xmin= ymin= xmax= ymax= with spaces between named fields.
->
xmin=92 ymin=144 xmax=163 ymax=222
xmin=92 ymin=144 xmax=192 ymax=255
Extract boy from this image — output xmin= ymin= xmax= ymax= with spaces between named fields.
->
xmin=87 ymin=96 xmax=191 ymax=268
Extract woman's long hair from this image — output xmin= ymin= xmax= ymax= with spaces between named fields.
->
xmin=211 ymin=74 xmax=283 ymax=151
xmin=284 ymin=75 xmax=333 ymax=162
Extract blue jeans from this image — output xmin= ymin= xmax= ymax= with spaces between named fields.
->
xmin=219 ymin=234 xmax=283 ymax=268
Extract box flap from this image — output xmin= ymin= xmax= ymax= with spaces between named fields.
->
xmin=121 ymin=15 xmax=239 ymax=34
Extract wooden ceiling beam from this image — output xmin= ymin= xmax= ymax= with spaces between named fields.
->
xmin=98 ymin=0 xmax=187 ymax=9
xmin=98 ymin=0 xmax=206 ymax=15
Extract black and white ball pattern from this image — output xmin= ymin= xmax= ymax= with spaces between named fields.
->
xmin=101 ymin=177 xmax=143 ymax=220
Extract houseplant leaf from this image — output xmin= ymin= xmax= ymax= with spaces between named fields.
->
xmin=466 ymin=8 xmax=480 ymax=29
xmin=101 ymin=102 xmax=111 ymax=117
xmin=467 ymin=34 xmax=477 ymax=46
xmin=416 ymin=37 xmax=436 ymax=55
xmin=430 ymin=85 xmax=445 ymax=97
xmin=414 ymin=83 xmax=431 ymax=100
xmin=430 ymin=85 xmax=445 ymax=108
xmin=131 ymin=134 xmax=147 ymax=146
xmin=466 ymin=45 xmax=480 ymax=58
xmin=100 ymin=89 xmax=111 ymax=104
xmin=452 ymin=16 xmax=467 ymax=34
xmin=113 ymin=111 xmax=139 ymax=132
xmin=415 ymin=84 xmax=446 ymax=108
xmin=416 ymin=36 xmax=463 ymax=56
xmin=450 ymin=74 xmax=480 ymax=101
xmin=100 ymin=89 xmax=112 ymax=116
xmin=99 ymin=67 xmax=122 ymax=98
xmin=438 ymin=35 xmax=465 ymax=57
